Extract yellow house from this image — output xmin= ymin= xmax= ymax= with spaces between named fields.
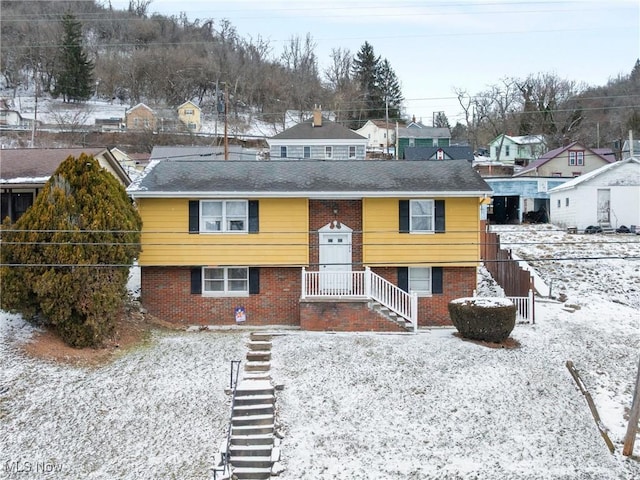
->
xmin=127 ymin=156 xmax=492 ymax=331
xmin=177 ymin=101 xmax=202 ymax=132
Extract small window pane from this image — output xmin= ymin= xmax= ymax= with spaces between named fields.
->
xmin=228 ymin=268 xmax=248 ymax=291
xmin=204 ymin=269 xmax=224 ymax=291
xmin=304 ymin=146 xmax=311 ymax=158
xmin=409 ymin=267 xmax=431 ymax=293
xmin=412 ymin=216 xmax=431 ymax=231
xmin=202 ymin=201 xmax=222 ymax=216
xmin=226 ymin=201 xmax=246 ymax=216
xmin=228 ymin=220 xmax=245 ymax=230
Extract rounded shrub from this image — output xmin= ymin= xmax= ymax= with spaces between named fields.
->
xmin=448 ymin=297 xmax=516 ymax=343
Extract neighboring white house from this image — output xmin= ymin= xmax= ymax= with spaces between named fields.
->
xmin=355 ymin=119 xmax=397 ymax=154
xmin=489 ymin=134 xmax=546 ymax=166
xmin=548 ymin=157 xmax=640 ymax=231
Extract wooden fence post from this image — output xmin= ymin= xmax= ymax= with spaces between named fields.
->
xmin=566 ymin=360 xmax=615 ymax=453
xmin=623 ymin=355 xmax=640 ymax=456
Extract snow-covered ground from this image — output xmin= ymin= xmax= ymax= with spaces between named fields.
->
xmin=1 ymin=92 xmax=282 ymax=146
xmin=1 ymin=224 xmax=640 ymax=479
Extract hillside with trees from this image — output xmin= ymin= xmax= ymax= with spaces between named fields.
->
xmin=1 ymin=0 xmax=638 ymax=153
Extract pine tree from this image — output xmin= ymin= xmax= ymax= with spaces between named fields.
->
xmin=1 ymin=154 xmax=142 ymax=347
xmin=351 ymin=41 xmax=383 ymax=126
xmin=351 ymin=42 xmax=404 ymax=127
xmin=377 ymin=58 xmax=404 ymax=121
xmin=52 ymin=13 xmax=94 ymax=102
xmin=433 ymin=111 xmax=450 ymax=129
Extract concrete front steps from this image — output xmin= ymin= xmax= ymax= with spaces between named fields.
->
xmin=368 ymin=300 xmax=414 ymax=331
xmin=228 ymin=332 xmax=281 ymax=480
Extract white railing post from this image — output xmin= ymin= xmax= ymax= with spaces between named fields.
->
xmin=364 ymin=266 xmax=372 ymax=298
xmin=301 ymin=267 xmax=307 ymax=299
xmin=411 ymin=293 xmax=418 ymax=333
xmin=529 ymin=288 xmax=535 ymax=324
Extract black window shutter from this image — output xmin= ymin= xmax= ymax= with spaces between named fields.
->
xmin=399 ymin=200 xmax=409 ymax=233
xmin=191 ymin=267 xmax=202 ymax=294
xmin=249 ymin=200 xmax=259 ymax=233
xmin=435 ymin=200 xmax=445 ymax=233
xmin=249 ymin=268 xmax=260 ymax=294
xmin=397 ymin=267 xmax=409 ymax=292
xmin=432 ymin=267 xmax=443 ymax=294
xmin=189 ymin=200 xmax=199 ymax=233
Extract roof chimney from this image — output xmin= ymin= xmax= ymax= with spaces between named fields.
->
xmin=313 ymin=105 xmax=322 ymax=127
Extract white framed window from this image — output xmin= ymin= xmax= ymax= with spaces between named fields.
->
xmin=325 ymin=146 xmax=333 ymax=159
xmin=280 ymin=146 xmax=287 ymax=158
xmin=200 ymin=200 xmax=248 ymax=232
xmin=348 ymin=146 xmax=356 ymax=159
xmin=203 ymin=267 xmax=248 ymax=295
xmin=505 ymin=145 xmax=510 ymax=156
xmin=569 ymin=150 xmax=585 ymax=166
xmin=185 ymin=109 xmax=194 ymax=115
xmin=409 ymin=138 xmax=415 ymax=147
xmin=409 ymin=267 xmax=432 ymax=295
xmin=557 ymin=199 xmax=561 ymax=208
xmin=565 ymin=198 xmax=569 ymax=207
xmin=410 ymin=199 xmax=434 ymax=232
xmin=303 ymin=146 xmax=311 ymax=158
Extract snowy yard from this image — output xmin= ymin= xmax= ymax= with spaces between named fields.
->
xmin=1 ymin=225 xmax=640 ymax=479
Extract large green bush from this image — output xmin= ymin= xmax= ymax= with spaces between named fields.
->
xmin=1 ymin=154 xmax=142 ymax=347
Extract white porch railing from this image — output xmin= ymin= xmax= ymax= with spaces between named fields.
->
xmin=473 ymin=289 xmax=535 ymax=324
xmin=301 ymin=267 xmax=418 ymax=332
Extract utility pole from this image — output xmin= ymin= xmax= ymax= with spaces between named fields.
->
xmin=224 ymin=82 xmax=229 ymax=160
xmin=30 ymin=74 xmax=38 ymax=148
xmin=385 ymin=93 xmax=389 ymax=157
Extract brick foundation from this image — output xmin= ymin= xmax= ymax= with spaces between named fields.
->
xmin=141 ymin=266 xmax=301 ymax=327
xmin=300 ymin=300 xmax=406 ymax=332
xmin=141 ymin=265 xmax=476 ymax=328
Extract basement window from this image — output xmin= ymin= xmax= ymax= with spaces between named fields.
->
xmin=203 ymin=267 xmax=248 ymax=296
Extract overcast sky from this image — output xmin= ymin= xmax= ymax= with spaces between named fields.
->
xmin=109 ymin=0 xmax=639 ymax=125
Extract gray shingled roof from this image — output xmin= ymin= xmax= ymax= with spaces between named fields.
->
xmin=150 ymin=145 xmax=256 ymax=161
xmin=129 ymin=159 xmax=492 ymax=197
xmin=0 ymin=147 xmax=130 ymax=185
xmin=403 ymin=146 xmax=474 ymax=162
xmin=269 ymin=117 xmax=367 ymax=141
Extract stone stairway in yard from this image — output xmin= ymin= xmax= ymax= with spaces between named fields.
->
xmin=228 ymin=332 xmax=281 ymax=480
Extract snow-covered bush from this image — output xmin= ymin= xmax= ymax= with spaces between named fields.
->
xmin=448 ymin=297 xmax=516 ymax=343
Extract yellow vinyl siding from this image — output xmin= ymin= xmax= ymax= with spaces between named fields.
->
xmin=137 ymin=198 xmax=308 ymax=266
xmin=363 ymin=197 xmax=481 ymax=266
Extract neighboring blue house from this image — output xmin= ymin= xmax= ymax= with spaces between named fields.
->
xmin=483 ymin=177 xmax=568 ymax=224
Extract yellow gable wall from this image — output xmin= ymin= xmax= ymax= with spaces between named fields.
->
xmin=137 ymin=197 xmax=309 ymax=266
xmin=362 ymin=197 xmax=481 ymax=266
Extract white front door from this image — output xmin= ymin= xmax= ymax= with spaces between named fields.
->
xmin=319 ymin=228 xmax=352 ymax=293
xmin=597 ymin=189 xmax=610 ymax=224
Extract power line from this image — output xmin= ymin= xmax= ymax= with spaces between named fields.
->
xmin=2 ymin=255 xmax=639 ymax=268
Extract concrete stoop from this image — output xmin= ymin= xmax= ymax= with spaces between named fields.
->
xmin=226 ymin=332 xmax=283 ymax=480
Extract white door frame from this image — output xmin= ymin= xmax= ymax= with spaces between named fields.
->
xmin=597 ymin=189 xmax=611 ymax=224
xmin=318 ymin=221 xmax=352 ymax=292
